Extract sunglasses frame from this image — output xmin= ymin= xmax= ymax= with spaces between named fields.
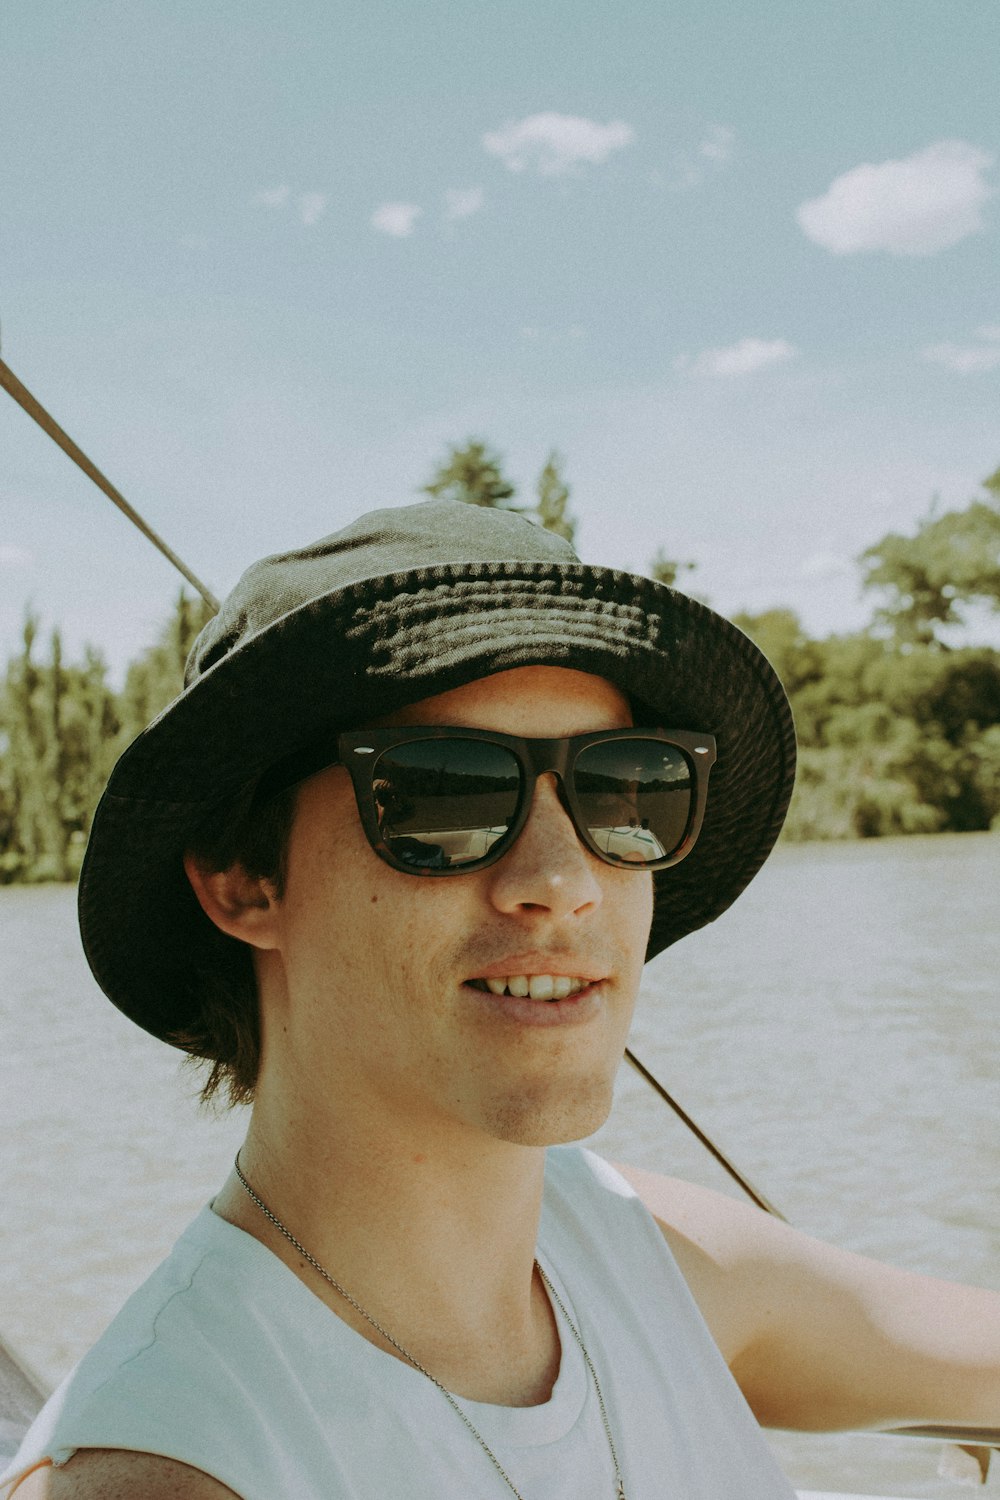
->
xmin=265 ymin=725 xmax=716 ymax=876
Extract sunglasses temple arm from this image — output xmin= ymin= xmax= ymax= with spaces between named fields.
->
xmin=623 ymin=1048 xmax=788 ymax=1223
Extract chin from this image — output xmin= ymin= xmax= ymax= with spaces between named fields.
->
xmin=483 ymin=1073 xmax=617 ymax=1148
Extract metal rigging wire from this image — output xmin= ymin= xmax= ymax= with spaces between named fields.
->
xmin=0 ymin=344 xmax=219 ymax=612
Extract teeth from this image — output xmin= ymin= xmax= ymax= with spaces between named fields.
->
xmin=475 ymin=975 xmax=591 ymax=999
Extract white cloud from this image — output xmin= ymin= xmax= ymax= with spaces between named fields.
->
xmin=443 ymin=186 xmax=485 ymax=221
xmin=482 ymin=112 xmax=634 ymax=176
xmin=975 ymin=324 xmax=1000 ymax=341
xmin=253 ymin=185 xmax=291 ymax=209
xmin=922 ymin=341 xmax=1000 ymax=374
xmin=684 ymin=337 xmax=799 ymax=377
xmin=698 ymin=124 xmax=735 ymax=165
xmin=372 ymin=202 xmax=423 ymax=238
xmin=796 ymin=140 xmax=995 ymax=256
xmin=0 ymin=545 xmax=32 ymax=568
xmin=298 ymin=192 xmax=328 ymax=227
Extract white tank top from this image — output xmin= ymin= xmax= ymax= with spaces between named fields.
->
xmin=2 ymin=1148 xmax=797 ymax=1498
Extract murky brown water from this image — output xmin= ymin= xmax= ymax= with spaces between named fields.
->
xmin=2 ymin=832 xmax=999 ymax=1496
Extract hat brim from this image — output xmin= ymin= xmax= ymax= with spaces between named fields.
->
xmin=79 ymin=561 xmax=795 ymax=1042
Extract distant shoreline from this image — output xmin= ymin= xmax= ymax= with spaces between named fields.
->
xmin=4 ymin=822 xmax=999 ymax=890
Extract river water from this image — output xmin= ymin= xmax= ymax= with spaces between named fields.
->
xmin=1 ymin=832 xmax=998 ymax=1497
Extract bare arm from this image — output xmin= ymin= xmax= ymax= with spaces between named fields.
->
xmin=10 ymin=1451 xmax=241 ymax=1499
xmin=617 ymin=1162 xmax=1000 ymax=1433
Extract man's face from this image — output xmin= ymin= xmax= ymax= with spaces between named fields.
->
xmin=258 ymin=665 xmax=654 ymax=1148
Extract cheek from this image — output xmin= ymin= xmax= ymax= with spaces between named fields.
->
xmin=616 ymin=872 xmax=655 ymax=969
xmin=281 ymin=830 xmax=455 ymax=992
xmin=283 ymin=772 xmax=367 ymax=889
xmin=277 ymin=802 xmax=372 ymax=967
xmin=615 ymin=868 xmax=654 ymax=924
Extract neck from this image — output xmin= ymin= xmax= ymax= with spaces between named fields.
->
xmin=213 ymin=1091 xmax=559 ymax=1405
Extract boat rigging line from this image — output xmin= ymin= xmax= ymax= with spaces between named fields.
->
xmin=1 ymin=336 xmax=785 ymax=1223
xmin=624 ymin=1049 xmax=785 ymax=1219
xmin=0 ymin=341 xmax=219 ymax=611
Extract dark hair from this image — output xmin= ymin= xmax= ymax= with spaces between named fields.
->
xmin=172 ymin=782 xmax=299 ymax=1109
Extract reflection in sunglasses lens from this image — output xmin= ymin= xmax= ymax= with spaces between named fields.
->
xmin=574 ymin=740 xmax=692 ymax=865
xmin=370 ymin=735 xmax=694 ymax=870
xmin=374 ymin=740 xmax=521 ymax=868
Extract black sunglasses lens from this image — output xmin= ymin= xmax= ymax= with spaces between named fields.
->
xmin=573 ymin=739 xmax=694 ymax=865
xmin=372 ymin=739 xmax=522 ymax=869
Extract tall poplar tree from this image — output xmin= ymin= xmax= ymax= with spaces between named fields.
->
xmin=535 ymin=451 xmax=576 ymax=544
xmin=422 ymin=440 xmax=518 ymax=510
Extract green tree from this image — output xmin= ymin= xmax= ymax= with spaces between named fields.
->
xmin=422 ymin=439 xmax=518 ymax=511
xmin=779 ymin=635 xmax=1000 ymax=838
xmin=116 ymin=591 xmax=214 ymax=749
xmin=648 ymin=549 xmax=697 ymax=590
xmin=859 ymin=469 xmax=1000 ymax=645
xmin=730 ymin=609 xmax=825 ymax=700
xmin=63 ymin=646 xmax=120 ymax=844
xmin=535 ymin=450 xmax=576 ymax=544
xmin=0 ymin=592 xmax=210 ymax=883
xmin=423 ymin=439 xmax=583 ymax=546
xmin=0 ymin=615 xmax=118 ymax=881
xmin=2 ymin=614 xmax=44 ymax=876
xmin=0 ymin=615 xmax=67 ymax=878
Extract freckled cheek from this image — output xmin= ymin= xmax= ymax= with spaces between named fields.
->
xmin=609 ymin=865 xmax=653 ymax=916
xmin=612 ymin=873 xmax=654 ymax=974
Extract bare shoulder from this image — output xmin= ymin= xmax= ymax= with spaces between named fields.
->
xmin=613 ymin=1160 xmax=787 ymax=1360
xmin=614 ymin=1160 xmax=1000 ymax=1431
xmin=613 ymin=1159 xmax=792 ymax=1271
xmin=12 ymin=1450 xmax=241 ymax=1499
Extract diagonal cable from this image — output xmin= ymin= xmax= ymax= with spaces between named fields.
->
xmin=625 ymin=1048 xmax=786 ymax=1220
xmin=0 ymin=356 xmax=219 ymax=612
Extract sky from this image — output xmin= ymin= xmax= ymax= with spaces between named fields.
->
xmin=2 ymin=0 xmax=999 ymax=682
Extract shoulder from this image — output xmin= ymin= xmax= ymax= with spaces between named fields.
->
xmin=612 ymin=1161 xmax=925 ymax=1364
xmin=11 ymin=1450 xmax=241 ymax=1499
xmin=546 ymin=1148 xmax=772 ymax=1281
xmin=5 ymin=1213 xmax=270 ymax=1500
xmin=614 ymin=1160 xmax=808 ymax=1361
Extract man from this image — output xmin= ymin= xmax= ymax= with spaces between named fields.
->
xmin=4 ymin=499 xmax=998 ymax=1499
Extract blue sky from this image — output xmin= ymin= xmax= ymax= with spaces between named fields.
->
xmin=2 ymin=0 xmax=999 ymax=680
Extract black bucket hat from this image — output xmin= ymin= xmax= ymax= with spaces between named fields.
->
xmin=79 ymin=499 xmax=796 ymax=1044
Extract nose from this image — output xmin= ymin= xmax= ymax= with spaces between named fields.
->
xmin=485 ymin=774 xmax=604 ymax=922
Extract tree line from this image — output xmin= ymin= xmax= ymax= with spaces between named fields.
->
xmin=0 ymin=594 xmax=213 ymax=882
xmin=2 ymin=445 xmax=998 ymax=881
xmin=739 ymin=466 xmax=1000 ymax=839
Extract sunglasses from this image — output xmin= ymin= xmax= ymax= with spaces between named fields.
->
xmin=256 ymin=726 xmax=716 ymax=876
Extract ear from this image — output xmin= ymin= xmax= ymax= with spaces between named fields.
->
xmin=183 ymin=852 xmax=282 ymax=951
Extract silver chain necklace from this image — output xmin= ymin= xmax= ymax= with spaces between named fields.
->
xmin=234 ymin=1154 xmax=627 ymax=1500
